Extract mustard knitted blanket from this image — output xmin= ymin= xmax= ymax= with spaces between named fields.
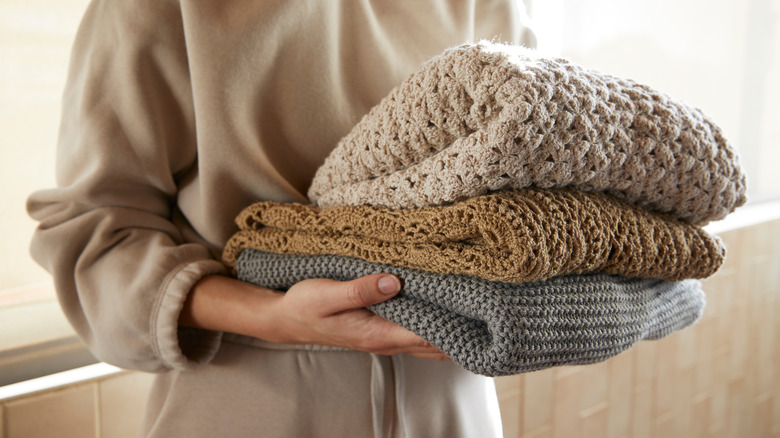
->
xmin=308 ymin=42 xmax=746 ymax=225
xmin=223 ymin=188 xmax=724 ymax=283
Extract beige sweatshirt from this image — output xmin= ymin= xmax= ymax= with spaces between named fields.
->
xmin=27 ymin=0 xmax=535 ymax=373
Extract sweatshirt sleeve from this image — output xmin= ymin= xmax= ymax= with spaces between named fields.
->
xmin=27 ymin=0 xmax=225 ymax=373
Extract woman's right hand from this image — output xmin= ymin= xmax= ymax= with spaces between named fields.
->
xmin=181 ymin=274 xmax=449 ymax=361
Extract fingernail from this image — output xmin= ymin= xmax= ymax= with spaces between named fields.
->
xmin=377 ymin=275 xmax=401 ymax=295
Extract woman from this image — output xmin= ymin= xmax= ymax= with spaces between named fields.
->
xmin=28 ymin=1 xmax=536 ymax=436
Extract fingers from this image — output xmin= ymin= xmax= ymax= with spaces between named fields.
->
xmin=372 ymin=342 xmax=451 ymax=361
xmin=345 ymin=316 xmax=449 ymax=360
xmin=314 ymin=273 xmax=402 ymax=315
xmin=282 ymin=274 xmax=451 ymax=361
xmin=371 ymin=341 xmax=451 ymax=361
xmin=406 ymin=351 xmax=451 ymax=361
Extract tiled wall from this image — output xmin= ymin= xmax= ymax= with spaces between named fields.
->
xmin=496 ymin=218 xmax=780 ymax=438
xmin=0 ymin=371 xmax=153 ymax=438
xmin=1 ymin=219 xmax=778 ymax=438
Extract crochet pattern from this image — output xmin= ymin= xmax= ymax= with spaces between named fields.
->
xmin=223 ymin=188 xmax=725 ymax=283
xmin=236 ymin=250 xmax=705 ymax=377
xmin=308 ymin=41 xmax=746 ymax=225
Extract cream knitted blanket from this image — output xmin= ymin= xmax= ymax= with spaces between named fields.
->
xmin=223 ymin=188 xmax=725 ymax=283
xmin=308 ymin=42 xmax=746 ymax=225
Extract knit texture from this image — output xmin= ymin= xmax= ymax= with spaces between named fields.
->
xmin=223 ymin=188 xmax=725 ymax=283
xmin=236 ymin=250 xmax=705 ymax=376
xmin=307 ymin=41 xmax=747 ymax=225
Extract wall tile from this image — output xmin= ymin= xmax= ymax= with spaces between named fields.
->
xmin=726 ymin=379 xmax=747 ymax=437
xmin=631 ymin=383 xmax=653 ymax=438
xmin=756 ymin=328 xmax=776 ymax=399
xmin=553 ymin=368 xmax=582 ymax=438
xmin=653 ymin=413 xmax=675 ymax=438
xmin=693 ymin=318 xmax=715 ymax=397
xmin=691 ymin=394 xmax=711 ymax=438
xmin=98 ymin=372 xmax=154 ymax=438
xmin=708 ymin=378 xmax=728 ymax=435
xmin=524 ymin=425 xmax=552 ymax=438
xmin=579 ymin=361 xmax=608 ymax=411
xmin=579 ymin=403 xmax=608 ymax=438
xmin=495 ymin=375 xmax=522 ymax=438
xmin=633 ymin=342 xmax=657 ymax=387
xmin=675 ymin=324 xmax=698 ymax=370
xmin=770 ymin=223 xmax=780 ymax=288
xmin=523 ymin=370 xmax=553 ymax=434
xmin=727 ymin=301 xmax=749 ymax=382
xmin=671 ymin=368 xmax=694 ymax=436
xmin=712 ymin=272 xmax=738 ymax=355
xmin=4 ymin=383 xmax=96 ymax=438
xmin=776 ymin=286 xmax=780 ymax=367
xmin=497 ymin=395 xmax=521 ymax=438
xmin=606 ymin=351 xmax=632 ymax=438
xmin=693 ymin=320 xmax=715 ymax=397
xmin=653 ymin=335 xmax=678 ymax=418
xmin=718 ymin=228 xmax=746 ymax=272
xmin=753 ymin=395 xmax=773 ymax=438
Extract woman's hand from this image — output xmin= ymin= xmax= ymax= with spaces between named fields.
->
xmin=180 ymin=274 xmax=449 ymax=361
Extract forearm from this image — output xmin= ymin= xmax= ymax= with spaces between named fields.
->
xmin=181 ymin=273 xmax=449 ymax=360
xmin=180 ymin=274 xmax=282 ymax=340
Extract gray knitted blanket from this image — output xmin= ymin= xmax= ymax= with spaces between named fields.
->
xmin=236 ymin=249 xmax=705 ymax=377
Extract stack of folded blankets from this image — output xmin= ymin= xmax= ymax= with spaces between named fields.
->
xmin=223 ymin=42 xmax=747 ymax=377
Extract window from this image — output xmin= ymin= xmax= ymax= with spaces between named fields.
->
xmin=1 ymin=0 xmax=95 ymax=385
xmin=527 ymin=0 xmax=780 ymax=202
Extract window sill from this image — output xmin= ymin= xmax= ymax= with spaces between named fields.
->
xmin=0 ymin=362 xmax=123 ymax=403
xmin=704 ymin=198 xmax=780 ymax=234
xmin=0 ymin=282 xmax=97 ymax=386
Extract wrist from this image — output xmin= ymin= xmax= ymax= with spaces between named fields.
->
xmin=180 ymin=274 xmax=283 ymax=339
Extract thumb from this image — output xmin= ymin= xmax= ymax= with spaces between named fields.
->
xmin=319 ymin=274 xmax=402 ymax=315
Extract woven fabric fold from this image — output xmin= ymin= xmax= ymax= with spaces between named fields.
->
xmin=236 ymin=250 xmax=705 ymax=376
xmin=223 ymin=188 xmax=725 ymax=283
xmin=308 ymin=41 xmax=746 ymax=225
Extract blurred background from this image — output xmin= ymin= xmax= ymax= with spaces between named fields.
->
xmin=1 ymin=1 xmax=778 ymax=437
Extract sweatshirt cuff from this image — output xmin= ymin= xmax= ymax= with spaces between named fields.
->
xmin=153 ymin=259 xmax=228 ymax=370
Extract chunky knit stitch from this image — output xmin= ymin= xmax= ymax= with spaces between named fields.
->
xmin=236 ymin=250 xmax=705 ymax=376
xmin=223 ymin=188 xmax=725 ymax=282
xmin=308 ymin=41 xmax=746 ymax=225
